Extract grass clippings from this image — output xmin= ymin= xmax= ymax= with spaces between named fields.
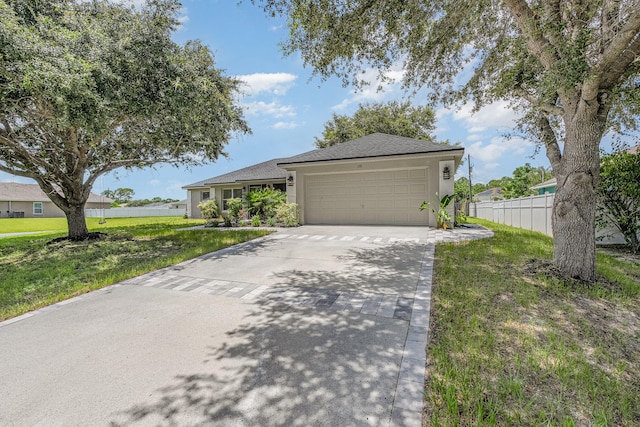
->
xmin=424 ymin=218 xmax=640 ymax=426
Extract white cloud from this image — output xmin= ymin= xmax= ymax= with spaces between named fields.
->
xmin=243 ymin=101 xmax=296 ymax=118
xmin=465 ymin=136 xmax=534 ymax=163
xmin=332 ymin=64 xmax=405 ymax=110
xmin=272 ymin=121 xmax=300 ymax=130
xmin=149 ymin=179 xmax=161 ymax=187
xmin=237 ymin=73 xmax=297 ymax=97
xmin=467 ymin=134 xmax=484 ymax=141
xmin=453 ymin=100 xmax=520 ymax=132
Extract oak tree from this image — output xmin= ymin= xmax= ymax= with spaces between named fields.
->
xmin=315 ymin=101 xmax=436 ymax=148
xmin=255 ymin=0 xmax=640 ymax=281
xmin=0 ymin=0 xmax=248 ymax=239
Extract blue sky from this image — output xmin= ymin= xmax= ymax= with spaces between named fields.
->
xmin=1 ymin=0 xmax=621 ymax=200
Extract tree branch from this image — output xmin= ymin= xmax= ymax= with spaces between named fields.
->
xmin=514 ymin=87 xmax=564 ymax=115
xmin=0 ymin=162 xmax=38 ymax=179
xmin=538 ymin=114 xmax=562 ymax=171
xmin=600 ymin=34 xmax=640 ymax=88
xmin=502 ymin=0 xmax=560 ymax=70
xmin=594 ymin=7 xmax=640 ymax=84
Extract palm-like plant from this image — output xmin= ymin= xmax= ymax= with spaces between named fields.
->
xmin=420 ymin=193 xmax=454 ymax=229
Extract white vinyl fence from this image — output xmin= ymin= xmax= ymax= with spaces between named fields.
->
xmin=471 ymin=194 xmax=627 ymax=244
xmin=472 ymin=194 xmax=554 ymax=236
xmin=85 ymin=208 xmax=186 ymax=218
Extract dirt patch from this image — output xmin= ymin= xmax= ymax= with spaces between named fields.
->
xmin=48 ymin=232 xmax=107 ymax=245
xmin=522 ymin=259 xmax=623 ymax=293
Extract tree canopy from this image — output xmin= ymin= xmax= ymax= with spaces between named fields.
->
xmin=255 ymin=0 xmax=640 ymax=281
xmin=314 ymin=101 xmax=436 ymax=148
xmin=102 ymin=188 xmax=135 ymax=204
xmin=0 ymin=0 xmax=248 ymax=238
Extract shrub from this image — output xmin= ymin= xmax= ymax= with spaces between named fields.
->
xmin=597 ymin=149 xmax=640 ymax=253
xmin=226 ymin=198 xmax=243 ymax=221
xmin=276 ymin=203 xmax=299 ymax=227
xmin=223 ymin=215 xmax=232 ymax=227
xmin=267 ymin=217 xmax=276 ymax=227
xmin=245 ymin=188 xmax=286 ymax=220
xmin=197 ymin=199 xmax=220 ymax=221
xmin=251 ymin=215 xmax=262 ymax=227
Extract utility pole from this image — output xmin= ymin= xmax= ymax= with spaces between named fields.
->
xmin=467 ymin=154 xmax=473 ymax=215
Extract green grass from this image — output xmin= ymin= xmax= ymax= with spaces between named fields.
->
xmin=0 ymin=216 xmax=204 ymax=234
xmin=0 ymin=218 xmax=271 ymax=320
xmin=425 ymin=218 xmax=640 ymax=426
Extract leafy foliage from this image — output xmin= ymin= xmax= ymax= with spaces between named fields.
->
xmin=502 ymin=163 xmax=550 ymax=199
xmin=597 ymin=149 xmax=640 ymax=253
xmin=126 ymin=197 xmax=180 ymax=207
xmin=420 ymin=193 xmax=454 ymax=229
xmin=197 ymin=199 xmax=220 ymax=221
xmin=244 ymin=188 xmax=286 ymax=220
xmin=102 ymin=188 xmax=135 ymax=204
xmin=314 ymin=101 xmax=436 ymax=148
xmin=226 ymin=198 xmax=244 ymax=221
xmin=454 ymin=177 xmax=471 ymax=203
xmin=0 ymin=0 xmax=248 ymax=238
xmin=254 ymin=0 xmax=640 ymax=280
xmin=275 ymin=203 xmax=299 ymax=227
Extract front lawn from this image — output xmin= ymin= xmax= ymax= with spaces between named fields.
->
xmin=425 ymin=218 xmax=640 ymax=426
xmin=0 ymin=219 xmax=271 ymax=320
xmin=0 ymin=216 xmax=203 ymax=234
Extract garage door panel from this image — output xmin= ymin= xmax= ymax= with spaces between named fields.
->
xmin=304 ymin=168 xmax=430 ymax=226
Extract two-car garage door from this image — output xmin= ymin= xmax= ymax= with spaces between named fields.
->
xmin=304 ymin=168 xmax=429 ymax=226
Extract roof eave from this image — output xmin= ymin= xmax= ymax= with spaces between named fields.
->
xmin=277 ymin=148 xmax=465 ymax=168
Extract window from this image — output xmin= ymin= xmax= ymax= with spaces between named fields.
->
xmin=222 ymin=188 xmax=242 ymax=210
xmin=249 ymin=184 xmax=264 ymax=191
xmin=273 ymin=183 xmax=286 ymax=192
xmin=201 ymin=191 xmax=210 ymax=201
xmin=33 ymin=202 xmax=43 ymax=215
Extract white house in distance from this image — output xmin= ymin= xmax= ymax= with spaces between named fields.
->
xmin=0 ymin=182 xmax=112 ymax=218
xmin=183 ymin=133 xmax=464 ymax=227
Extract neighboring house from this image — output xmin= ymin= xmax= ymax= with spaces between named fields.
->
xmin=170 ymin=199 xmax=188 ymax=210
xmin=133 ymin=200 xmax=187 ymax=209
xmin=0 ymin=182 xmax=112 ymax=218
xmin=183 ymin=133 xmax=464 ymax=226
xmin=475 ymin=187 xmax=504 ymax=202
xmin=531 ymin=178 xmax=557 ymax=195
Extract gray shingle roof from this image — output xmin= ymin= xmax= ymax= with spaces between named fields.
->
xmin=183 ymin=158 xmax=288 ymax=189
xmin=0 ymin=182 xmax=111 ymax=203
xmin=277 ymin=133 xmax=462 ymax=166
xmin=183 ymin=133 xmax=463 ymax=188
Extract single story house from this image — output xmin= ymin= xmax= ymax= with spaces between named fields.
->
xmin=0 ymin=182 xmax=112 ymax=218
xmin=475 ymin=187 xmax=504 ymax=202
xmin=531 ymin=178 xmax=557 ymax=195
xmin=183 ymin=133 xmax=464 ymax=226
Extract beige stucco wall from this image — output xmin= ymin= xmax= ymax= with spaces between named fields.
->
xmin=1 ymin=201 xmax=111 ymax=219
xmin=282 ymin=153 xmax=461 ymax=226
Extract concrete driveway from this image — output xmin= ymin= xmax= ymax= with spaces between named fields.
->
xmin=0 ymin=225 xmax=492 ymax=427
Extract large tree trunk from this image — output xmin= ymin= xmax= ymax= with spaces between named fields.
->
xmin=65 ymin=203 xmax=90 ymax=240
xmin=552 ymin=111 xmax=604 ymax=281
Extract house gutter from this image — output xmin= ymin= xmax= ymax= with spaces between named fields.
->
xmin=277 ymin=148 xmax=465 ymax=168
